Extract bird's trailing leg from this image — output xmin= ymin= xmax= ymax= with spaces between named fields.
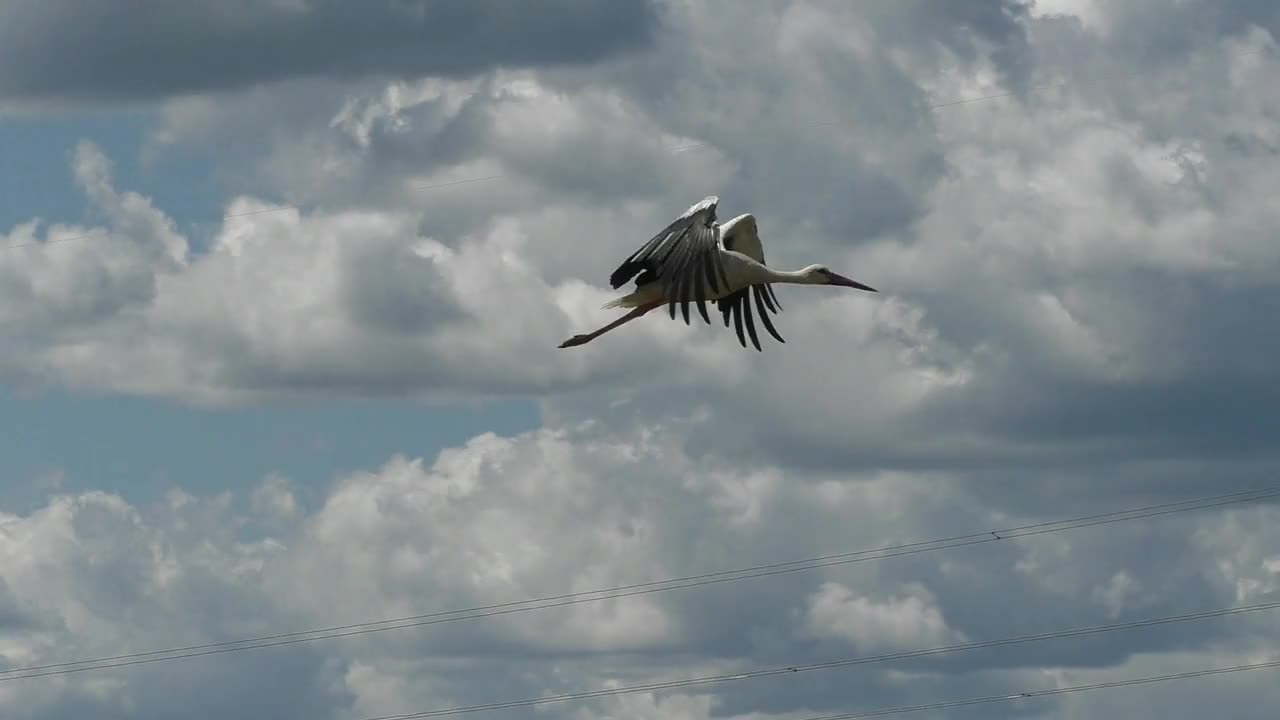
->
xmin=558 ymin=300 xmax=663 ymax=348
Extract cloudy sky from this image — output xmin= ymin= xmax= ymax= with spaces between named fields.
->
xmin=2 ymin=0 xmax=1279 ymax=718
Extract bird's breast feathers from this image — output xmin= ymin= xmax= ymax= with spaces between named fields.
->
xmin=719 ymin=250 xmax=771 ymax=284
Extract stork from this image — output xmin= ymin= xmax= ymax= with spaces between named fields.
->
xmin=558 ymin=196 xmax=877 ymax=351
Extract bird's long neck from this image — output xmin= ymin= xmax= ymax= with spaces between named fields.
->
xmin=762 ymin=267 xmax=821 ymax=285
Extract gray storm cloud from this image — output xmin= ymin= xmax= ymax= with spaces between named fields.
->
xmin=0 ymin=0 xmax=659 ymax=103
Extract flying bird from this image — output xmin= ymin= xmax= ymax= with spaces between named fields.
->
xmin=558 ymin=196 xmax=877 ymax=351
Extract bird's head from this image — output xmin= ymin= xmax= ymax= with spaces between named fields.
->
xmin=801 ymin=264 xmax=878 ymax=292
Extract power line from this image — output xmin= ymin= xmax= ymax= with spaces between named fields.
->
xmin=353 ymin=599 xmax=1280 ymax=720
xmin=2 ymin=486 xmax=1275 ymax=683
xmin=800 ymin=659 xmax=1280 ymax=720
xmin=5 ymin=47 xmax=1269 ymax=253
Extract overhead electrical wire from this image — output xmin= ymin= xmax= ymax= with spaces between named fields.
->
xmin=1 ymin=486 xmax=1275 ymax=683
xmin=352 ymin=599 xmax=1280 ymax=720
xmin=797 ymin=659 xmax=1280 ymax=720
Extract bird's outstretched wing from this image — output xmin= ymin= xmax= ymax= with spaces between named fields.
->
xmin=609 ymin=195 xmax=731 ymax=326
xmin=716 ymin=215 xmax=784 ymax=351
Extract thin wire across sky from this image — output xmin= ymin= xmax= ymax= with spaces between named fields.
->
xmin=2 ymin=485 xmax=1275 ymax=683
xmin=354 ymin=599 xmax=1280 ymax=720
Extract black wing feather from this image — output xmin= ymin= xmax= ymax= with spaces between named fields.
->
xmin=741 ymin=292 xmax=762 ymax=351
xmin=609 ymin=198 xmax=724 ymax=325
xmin=753 ymin=286 xmax=785 ymax=344
xmin=731 ymin=292 xmax=746 ymax=346
xmin=714 ymin=284 xmax=786 ymax=350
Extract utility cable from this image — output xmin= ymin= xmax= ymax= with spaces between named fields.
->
xmin=354 ymin=599 xmax=1280 ymax=720
xmin=800 ymin=659 xmax=1280 ymax=720
xmin=1 ymin=485 xmax=1274 ymax=683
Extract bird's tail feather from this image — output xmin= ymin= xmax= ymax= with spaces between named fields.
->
xmin=601 ymin=296 xmax=632 ymax=310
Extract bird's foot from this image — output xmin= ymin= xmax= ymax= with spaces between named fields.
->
xmin=558 ymin=334 xmax=593 ymax=348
